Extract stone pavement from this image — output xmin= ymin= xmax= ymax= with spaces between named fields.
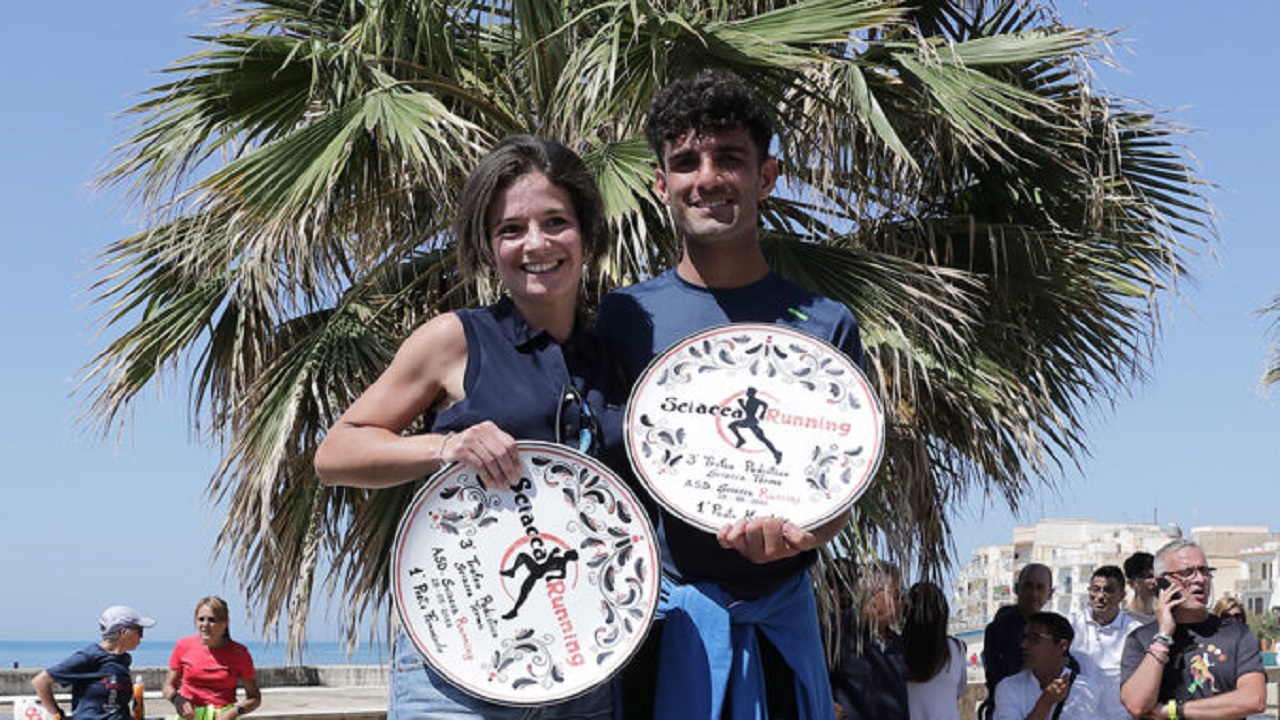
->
xmin=246 ymin=685 xmax=386 ymax=720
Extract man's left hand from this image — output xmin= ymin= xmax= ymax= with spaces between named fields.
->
xmin=717 ymin=518 xmax=815 ymax=563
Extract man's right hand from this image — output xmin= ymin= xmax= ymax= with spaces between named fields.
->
xmin=1041 ymin=675 xmax=1071 ymax=704
xmin=1030 ymin=676 xmax=1071 ymax=719
xmin=1155 ymin=580 xmax=1185 ymax=634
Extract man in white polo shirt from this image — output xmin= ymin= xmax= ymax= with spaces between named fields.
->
xmin=993 ymin=611 xmax=1103 ymax=720
xmin=1068 ymin=565 xmax=1137 ymax=720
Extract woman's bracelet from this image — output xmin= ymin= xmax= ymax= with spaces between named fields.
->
xmin=235 ymin=705 xmax=247 ymax=716
xmin=438 ymin=432 xmax=455 ymax=461
xmin=1146 ymin=649 xmax=1168 ymax=665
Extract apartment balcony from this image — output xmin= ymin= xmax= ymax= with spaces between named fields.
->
xmin=1237 ymin=577 xmax=1276 ymax=593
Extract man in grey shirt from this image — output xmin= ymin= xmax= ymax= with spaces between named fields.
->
xmin=1120 ymin=540 xmax=1264 ymax=720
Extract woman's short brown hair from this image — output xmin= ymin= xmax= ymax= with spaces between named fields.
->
xmin=455 ymin=135 xmax=605 ymax=281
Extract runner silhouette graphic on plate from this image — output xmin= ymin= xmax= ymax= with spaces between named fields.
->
xmin=500 ymin=547 xmax=580 ymax=619
xmin=728 ymin=387 xmax=782 ymax=464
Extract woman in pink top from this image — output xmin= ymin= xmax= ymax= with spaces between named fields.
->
xmin=162 ymin=596 xmax=261 ymax=720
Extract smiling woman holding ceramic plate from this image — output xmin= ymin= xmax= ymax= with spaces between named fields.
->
xmin=314 ymin=135 xmax=654 ymax=720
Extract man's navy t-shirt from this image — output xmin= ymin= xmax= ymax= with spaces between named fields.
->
xmin=596 ymin=268 xmax=863 ymax=598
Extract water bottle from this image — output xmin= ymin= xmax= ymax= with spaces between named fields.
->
xmin=131 ymin=675 xmax=145 ymax=720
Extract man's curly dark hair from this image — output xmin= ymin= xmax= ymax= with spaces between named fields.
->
xmin=645 ymin=68 xmax=774 ymax=168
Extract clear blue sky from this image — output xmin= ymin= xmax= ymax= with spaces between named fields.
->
xmin=1 ymin=2 xmax=1277 ymax=642
xmin=950 ymin=1 xmax=1280 ymax=562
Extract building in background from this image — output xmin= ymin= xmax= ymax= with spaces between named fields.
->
xmin=1238 ymin=540 xmax=1280 ymax=617
xmin=952 ymin=543 xmax=1017 ymax=631
xmin=951 ymin=519 xmax=1280 ymax=633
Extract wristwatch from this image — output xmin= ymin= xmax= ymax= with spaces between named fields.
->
xmin=1152 ymin=631 xmax=1174 ymax=647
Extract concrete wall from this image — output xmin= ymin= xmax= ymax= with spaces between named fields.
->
xmin=0 ymin=665 xmax=387 ymax=698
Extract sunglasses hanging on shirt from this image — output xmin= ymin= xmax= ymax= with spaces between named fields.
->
xmin=556 ymin=382 xmax=599 ymax=455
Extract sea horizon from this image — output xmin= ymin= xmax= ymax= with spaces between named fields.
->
xmin=0 ymin=638 xmax=392 ymax=670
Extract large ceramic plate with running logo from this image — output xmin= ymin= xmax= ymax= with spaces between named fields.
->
xmin=624 ymin=323 xmax=885 ymax=533
xmin=391 ymin=441 xmax=659 ymax=706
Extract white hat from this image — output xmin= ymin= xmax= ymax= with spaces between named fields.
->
xmin=99 ymin=605 xmax=157 ymax=635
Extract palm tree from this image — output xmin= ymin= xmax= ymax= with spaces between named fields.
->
xmin=82 ymin=0 xmax=1212 ymax=655
xmin=1263 ymin=294 xmax=1280 ymax=388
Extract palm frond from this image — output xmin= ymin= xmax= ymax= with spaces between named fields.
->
xmin=1261 ymin=293 xmax=1280 ymax=389
xmin=80 ymin=0 xmax=1216 ymax=653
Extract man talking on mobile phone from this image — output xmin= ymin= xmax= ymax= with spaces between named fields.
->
xmin=1120 ymin=539 xmax=1265 ymax=720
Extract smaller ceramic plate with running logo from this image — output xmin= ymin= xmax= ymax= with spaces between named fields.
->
xmin=391 ymin=441 xmax=659 ymax=706
xmin=624 ymin=323 xmax=884 ymax=533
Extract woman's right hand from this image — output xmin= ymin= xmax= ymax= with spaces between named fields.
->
xmin=163 ymin=668 xmax=194 ymax=720
xmin=442 ymin=421 xmax=522 ymax=489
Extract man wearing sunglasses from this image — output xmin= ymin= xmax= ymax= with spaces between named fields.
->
xmin=1068 ymin=565 xmax=1137 ymax=720
xmin=992 ymin=611 xmax=1103 ymax=720
xmin=1123 ymin=551 xmax=1158 ymax=624
xmin=1120 ymin=539 xmax=1265 ymax=720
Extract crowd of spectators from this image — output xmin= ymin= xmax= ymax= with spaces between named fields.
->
xmin=822 ymin=540 xmax=1269 ymax=720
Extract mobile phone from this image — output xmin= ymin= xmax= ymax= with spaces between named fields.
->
xmin=1156 ymin=576 xmax=1182 ymax=600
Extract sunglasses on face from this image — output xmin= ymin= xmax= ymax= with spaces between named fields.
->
xmin=1162 ymin=565 xmax=1216 ymax=581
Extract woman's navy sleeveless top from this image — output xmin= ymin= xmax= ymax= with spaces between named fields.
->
xmin=428 ymin=297 xmax=627 ymax=472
